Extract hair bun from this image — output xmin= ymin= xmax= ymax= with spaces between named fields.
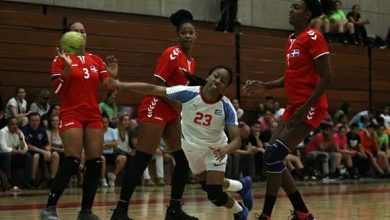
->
xmin=170 ymin=9 xmax=193 ymax=27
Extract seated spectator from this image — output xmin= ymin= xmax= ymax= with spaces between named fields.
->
xmin=0 ymin=117 xmax=32 ymax=189
xmin=248 ymin=122 xmax=265 ymax=181
xmin=346 ymin=123 xmax=368 ymax=177
xmin=334 ymin=113 xmax=350 ymax=132
xmin=22 ymin=112 xmax=59 ymax=187
xmin=99 ymin=91 xmax=119 ymax=128
xmin=46 ymin=114 xmax=63 ymax=186
xmin=143 ymin=146 xmax=165 ymax=186
xmin=41 ymin=104 xmax=60 ymax=129
xmin=377 ymin=124 xmax=390 ymax=167
xmin=5 ymin=88 xmax=31 ymax=127
xmin=101 ymin=114 xmax=118 ymax=187
xmin=273 ymin=100 xmax=285 ymax=120
xmin=347 ymin=4 xmax=369 ymax=45
xmin=328 ymin=0 xmax=357 ymax=45
xmin=379 ymin=105 xmax=390 ymax=132
xmin=285 ymin=150 xmax=307 ymax=181
xmin=349 ymin=110 xmax=369 ymax=128
xmin=236 ymin=122 xmax=256 ymax=179
xmin=306 ymin=124 xmax=341 ymax=179
xmin=311 ymin=14 xmax=331 ymax=40
xmin=29 ymin=89 xmax=51 ymax=118
xmin=231 ymin=98 xmax=244 ymax=120
xmin=333 ymin=126 xmax=357 ymax=178
xmin=359 ymin=123 xmax=390 ymax=177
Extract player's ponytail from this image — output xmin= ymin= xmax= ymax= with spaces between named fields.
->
xmin=170 ymin=9 xmax=193 ymax=32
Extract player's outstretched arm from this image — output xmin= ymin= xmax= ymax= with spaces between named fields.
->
xmin=114 ymin=80 xmax=167 ymax=97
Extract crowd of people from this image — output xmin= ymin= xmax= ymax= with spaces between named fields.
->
xmin=1 ymin=1 xmax=390 ymax=220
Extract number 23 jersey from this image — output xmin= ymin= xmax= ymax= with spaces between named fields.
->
xmin=166 ymin=86 xmax=238 ymax=148
xmin=51 ymin=52 xmax=110 ymax=116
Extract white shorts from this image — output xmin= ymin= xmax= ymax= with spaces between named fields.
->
xmin=182 ymin=140 xmax=228 ymax=175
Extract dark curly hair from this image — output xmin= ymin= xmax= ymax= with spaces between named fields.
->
xmin=170 ymin=9 xmax=193 ymax=32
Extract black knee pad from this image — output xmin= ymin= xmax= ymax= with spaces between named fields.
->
xmin=206 ymin=185 xmax=228 ymax=207
xmin=264 ymin=140 xmax=290 ymax=173
xmin=62 ymin=156 xmax=81 ymax=176
xmin=84 ymin=158 xmax=102 ymax=178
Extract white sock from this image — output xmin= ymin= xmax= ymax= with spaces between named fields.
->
xmin=225 ymin=179 xmax=243 ymax=192
xmin=230 ymin=200 xmax=243 ymax=214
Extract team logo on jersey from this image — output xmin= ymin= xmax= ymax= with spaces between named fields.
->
xmin=89 ymin=65 xmax=98 ymax=73
xmin=307 ymin=30 xmax=318 ymax=40
xmin=290 ymin=49 xmax=300 ymax=57
xmin=214 ymin=109 xmax=222 ymax=116
xmin=147 ymin=98 xmax=159 ymax=118
xmin=306 ymin=107 xmax=316 ymax=120
xmin=169 ymin=48 xmax=181 ymax=60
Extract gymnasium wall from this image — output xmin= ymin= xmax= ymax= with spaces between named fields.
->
xmin=4 ymin=0 xmax=390 ymax=39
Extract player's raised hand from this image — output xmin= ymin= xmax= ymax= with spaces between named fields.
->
xmin=243 ymin=80 xmax=266 ymax=95
xmin=56 ymin=47 xmax=72 ymax=66
xmin=106 ymin=55 xmax=118 ymax=78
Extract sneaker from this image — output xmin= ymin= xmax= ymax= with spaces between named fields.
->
xmin=101 ymin=178 xmax=108 ymax=187
xmin=256 ymin=213 xmax=272 ymax=220
xmin=144 ymin=179 xmax=155 ymax=186
xmin=238 ymin=176 xmax=253 ymax=211
xmin=77 ymin=209 xmax=100 ymax=220
xmin=108 ymin=172 xmax=116 ymax=187
xmin=156 ymin=178 xmax=165 ymax=186
xmin=233 ymin=203 xmax=248 ymax=220
xmin=40 ymin=206 xmax=60 ymax=220
xmin=110 ymin=208 xmax=133 ymax=220
xmin=289 ymin=210 xmax=316 ymax=220
xmin=165 ymin=205 xmax=198 ymax=220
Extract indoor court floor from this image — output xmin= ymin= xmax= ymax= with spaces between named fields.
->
xmin=1 ymin=180 xmax=390 ymax=220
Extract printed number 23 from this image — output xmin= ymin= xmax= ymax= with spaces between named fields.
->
xmin=194 ymin=112 xmax=212 ymax=126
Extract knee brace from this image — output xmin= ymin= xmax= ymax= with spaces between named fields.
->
xmin=62 ymin=156 xmax=81 ymax=176
xmin=84 ymin=158 xmax=102 ymax=178
xmin=206 ymin=185 xmax=228 ymax=207
xmin=264 ymin=140 xmax=290 ymax=173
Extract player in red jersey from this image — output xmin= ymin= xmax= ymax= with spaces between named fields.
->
xmin=244 ymin=1 xmax=333 ymax=220
xmin=40 ymin=22 xmax=118 ymax=220
xmin=111 ymin=10 xmax=198 ymax=220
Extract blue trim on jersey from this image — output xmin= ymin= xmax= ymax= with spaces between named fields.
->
xmin=222 ymin=100 xmax=236 ymax=125
xmin=167 ymin=90 xmax=198 ymax=103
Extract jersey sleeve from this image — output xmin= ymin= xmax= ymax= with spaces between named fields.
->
xmin=50 ymin=56 xmax=65 ymax=90
xmin=166 ymin=86 xmax=198 ymax=103
xmin=223 ymin=99 xmax=238 ymax=126
xmin=154 ymin=48 xmax=178 ymax=82
xmin=307 ymin=30 xmax=329 ymax=60
xmin=93 ymin=54 xmax=110 ymax=80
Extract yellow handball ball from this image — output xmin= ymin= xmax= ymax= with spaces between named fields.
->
xmin=60 ymin=31 xmax=86 ymax=55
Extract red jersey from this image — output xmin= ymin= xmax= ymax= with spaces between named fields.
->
xmin=153 ymin=45 xmax=196 ymax=86
xmin=284 ymin=27 xmax=329 ymax=108
xmin=51 ymin=52 xmax=110 ymax=117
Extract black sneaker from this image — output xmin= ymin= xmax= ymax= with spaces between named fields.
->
xmin=289 ymin=210 xmax=316 ymax=220
xmin=110 ymin=208 xmax=133 ymax=220
xmin=165 ymin=205 xmax=198 ymax=220
xmin=77 ymin=209 xmax=100 ymax=220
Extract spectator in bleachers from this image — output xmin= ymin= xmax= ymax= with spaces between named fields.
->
xmin=349 ymin=110 xmax=369 ymax=129
xmin=0 ymin=117 xmax=32 ymax=189
xmin=379 ymin=105 xmax=390 ymax=132
xmin=273 ymin=100 xmax=285 ymax=120
xmin=334 ymin=113 xmax=350 ymax=132
xmin=248 ymin=122 xmax=265 ymax=181
xmin=101 ymin=114 xmax=118 ymax=187
xmin=377 ymin=124 xmax=390 ymax=167
xmin=29 ymin=89 xmax=51 ymax=117
xmin=359 ymin=123 xmax=389 ymax=177
xmin=99 ymin=90 xmax=119 ymax=128
xmin=264 ymin=96 xmax=276 ymax=113
xmin=22 ymin=112 xmax=59 ymax=187
xmin=5 ymin=87 xmax=31 ymax=127
xmin=347 ymin=4 xmax=369 ymax=46
xmin=142 ymin=146 xmax=165 ymax=186
xmin=236 ymin=122 xmax=256 ymax=179
xmin=306 ymin=124 xmax=341 ymax=179
xmin=285 ymin=150 xmax=307 ymax=181
xmin=311 ymin=14 xmax=330 ymax=39
xmin=46 ymin=114 xmax=63 ymax=186
xmin=41 ymin=104 xmax=60 ymax=129
xmin=328 ymin=0 xmax=358 ymax=45
xmin=333 ymin=126 xmax=357 ymax=178
xmin=231 ymin=98 xmax=244 ymax=120
xmin=346 ymin=123 xmax=367 ymax=177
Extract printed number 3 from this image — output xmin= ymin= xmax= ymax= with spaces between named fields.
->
xmin=83 ymin=68 xmax=90 ymax=79
xmin=194 ymin=112 xmax=212 ymax=126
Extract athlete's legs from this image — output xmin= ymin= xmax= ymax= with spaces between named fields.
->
xmin=261 ymin=121 xmax=313 ymax=218
xmin=114 ymin=122 xmax=163 ymax=214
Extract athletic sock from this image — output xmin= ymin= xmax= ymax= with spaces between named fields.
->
xmin=225 ymin=179 xmax=243 ymax=192
xmin=81 ymin=158 xmax=102 ymax=210
xmin=169 ymin=150 xmax=189 ymax=202
xmin=262 ymin=193 xmax=277 ymax=216
xmin=288 ymin=191 xmax=309 ymax=213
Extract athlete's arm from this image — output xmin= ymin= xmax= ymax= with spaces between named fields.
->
xmin=225 ymin=125 xmax=241 ymax=153
xmin=153 ymin=77 xmax=181 ymax=108
xmin=115 ymin=80 xmax=167 ymax=97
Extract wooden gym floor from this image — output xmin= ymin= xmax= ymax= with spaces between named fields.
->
xmin=1 ymin=180 xmax=390 ymax=220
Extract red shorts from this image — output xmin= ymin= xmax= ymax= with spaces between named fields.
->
xmin=59 ymin=110 xmax=103 ymax=133
xmin=282 ymin=104 xmax=327 ymax=128
xmin=138 ymin=96 xmax=180 ymax=126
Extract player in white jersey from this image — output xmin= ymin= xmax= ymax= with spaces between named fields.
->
xmin=111 ymin=65 xmax=252 ymax=220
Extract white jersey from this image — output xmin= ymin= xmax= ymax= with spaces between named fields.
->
xmin=166 ymin=86 xmax=238 ymax=149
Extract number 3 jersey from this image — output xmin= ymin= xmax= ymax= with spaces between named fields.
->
xmin=51 ymin=52 xmax=110 ymax=116
xmin=166 ymin=86 xmax=238 ymax=149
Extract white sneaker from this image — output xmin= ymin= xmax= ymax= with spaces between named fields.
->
xmin=107 ymin=172 xmax=116 ymax=187
xmin=101 ymin=178 xmax=108 ymax=187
